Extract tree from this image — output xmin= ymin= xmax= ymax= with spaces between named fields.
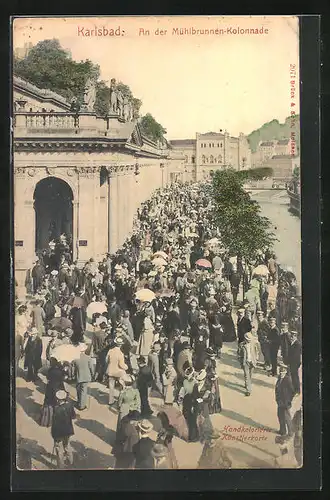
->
xmin=14 ymin=39 xmax=100 ymax=104
xmin=211 ymin=169 xmax=276 ymax=261
xmin=139 ymin=113 xmax=167 ymax=142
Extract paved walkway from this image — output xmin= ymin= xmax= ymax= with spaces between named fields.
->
xmin=16 ymin=331 xmax=301 ymax=470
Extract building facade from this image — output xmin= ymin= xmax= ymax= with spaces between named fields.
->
xmin=13 ymin=76 xmax=184 ymax=295
xmin=170 ymin=130 xmax=251 ymax=181
xmin=251 ymin=138 xmax=294 ymax=167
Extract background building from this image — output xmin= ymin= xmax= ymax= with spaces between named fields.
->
xmin=170 ymin=130 xmax=251 ymax=181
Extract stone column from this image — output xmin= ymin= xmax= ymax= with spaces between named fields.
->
xmin=93 ymin=167 xmax=101 ymax=261
xmin=76 ymin=166 xmax=98 ymax=264
xmin=108 ymin=167 xmax=118 ymax=254
xmin=72 ymin=200 xmax=79 ymax=261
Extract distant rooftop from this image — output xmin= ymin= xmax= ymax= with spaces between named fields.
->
xmin=260 ymin=141 xmax=275 ymax=146
xmin=170 ymin=139 xmax=196 ymax=147
xmin=277 ymin=139 xmax=290 ymax=145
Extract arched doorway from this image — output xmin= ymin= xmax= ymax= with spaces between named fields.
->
xmin=34 ymin=177 xmax=73 ymax=253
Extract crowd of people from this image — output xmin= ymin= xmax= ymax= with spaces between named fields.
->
xmin=15 ymin=181 xmax=303 ymax=469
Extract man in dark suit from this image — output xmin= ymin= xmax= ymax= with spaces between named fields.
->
xmin=236 ymin=308 xmax=252 ymax=344
xmin=288 ymin=331 xmax=302 ymax=395
xmin=133 ymin=420 xmax=155 ymax=469
xmin=280 ymin=321 xmax=291 ymax=365
xmin=24 ymin=328 xmax=43 ymax=382
xmin=92 ymin=322 xmax=108 ymax=382
xmin=136 ymin=356 xmax=153 ymax=417
xmin=72 ymin=344 xmax=94 ymax=410
xmin=275 ymin=364 xmax=294 ymax=439
xmin=268 ymin=317 xmax=281 ymax=376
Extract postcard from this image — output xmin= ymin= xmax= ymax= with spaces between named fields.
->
xmin=13 ymin=15 xmax=303 ymax=472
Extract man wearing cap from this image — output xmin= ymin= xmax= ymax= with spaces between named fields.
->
xmin=106 ymin=336 xmax=128 ymax=406
xmin=275 ymin=364 xmax=294 ymax=439
xmin=279 ymin=322 xmax=291 ymax=365
xmin=31 ymin=259 xmax=45 ymax=294
xmin=238 ymin=332 xmax=258 ymax=396
xmin=236 ymin=308 xmax=252 ymax=345
xmin=266 ymin=316 xmax=280 ymax=376
xmin=24 ymin=328 xmax=43 ymax=382
xmin=256 ymin=310 xmax=271 ymax=371
xmin=148 ymin=342 xmax=163 ymax=396
xmin=72 ymin=344 xmax=94 ymax=411
xmin=136 ymin=356 xmax=153 ymax=417
xmin=132 ymin=420 xmax=155 ymax=469
xmin=51 ymin=390 xmax=76 ymax=468
xmin=288 ymin=331 xmax=302 ymax=395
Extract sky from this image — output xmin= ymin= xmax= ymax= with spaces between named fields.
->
xmin=13 ymin=16 xmax=300 ymax=140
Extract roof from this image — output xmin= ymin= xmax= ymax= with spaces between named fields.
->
xmin=277 ymin=139 xmax=290 ymax=145
xmin=170 ymin=139 xmax=196 ymax=147
xmin=260 ymin=141 xmax=275 ymax=146
xmin=199 ymin=132 xmax=225 ymax=138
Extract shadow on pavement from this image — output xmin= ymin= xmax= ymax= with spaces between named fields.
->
xmin=89 ymin=386 xmax=110 ymax=406
xmin=222 ymin=380 xmax=246 ymax=394
xmin=75 ymin=418 xmax=116 ymax=446
xmin=221 ymin=370 xmax=275 ymax=390
xmin=16 ymin=387 xmax=42 ymax=424
xmin=16 ymin=436 xmax=55 ymax=470
xmin=70 ymin=440 xmax=115 ymax=469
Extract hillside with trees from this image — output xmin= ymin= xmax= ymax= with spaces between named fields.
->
xmin=247 ymin=116 xmax=300 ymax=153
xmin=14 ymin=39 xmax=167 ymax=143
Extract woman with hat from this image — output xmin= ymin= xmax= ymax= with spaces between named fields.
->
xmin=116 ymin=374 xmax=141 ymax=434
xmin=204 ymin=348 xmax=222 ymax=414
xmin=197 ymin=429 xmax=232 ymax=469
xmin=178 ymin=366 xmax=199 ymax=442
xmin=51 ymin=389 xmax=76 ymax=469
xmin=113 ymin=410 xmax=140 ymax=469
xmin=162 ymin=358 xmax=177 ymax=405
xmin=192 ymin=369 xmax=214 ymax=442
xmin=39 ymin=357 xmax=67 ymax=427
xmin=156 ymin=411 xmax=178 ymax=468
xmin=137 ymin=307 xmax=155 ymax=357
xmin=106 ymin=336 xmax=129 ymax=406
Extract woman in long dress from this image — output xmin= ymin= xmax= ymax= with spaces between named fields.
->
xmin=156 ymin=412 xmax=178 ymax=469
xmin=193 ymin=369 xmax=214 ymax=443
xmin=116 ymin=376 xmax=141 ymax=434
xmin=39 ymin=358 xmax=66 ymax=427
xmin=219 ymin=300 xmax=236 ymax=342
xmin=204 ymin=349 xmax=222 ymax=414
xmin=137 ymin=309 xmax=155 ymax=356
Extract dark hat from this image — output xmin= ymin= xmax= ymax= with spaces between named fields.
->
xmin=181 ymin=341 xmax=190 ymax=350
xmin=137 ymin=356 xmax=147 ymax=364
xmin=205 ymin=347 xmax=216 ymax=356
xmin=184 ymin=366 xmax=194 ymax=377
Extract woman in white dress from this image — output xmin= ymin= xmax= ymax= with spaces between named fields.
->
xmin=138 ymin=309 xmax=155 ymax=356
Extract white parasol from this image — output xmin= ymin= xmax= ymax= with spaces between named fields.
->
xmin=87 ymin=301 xmax=107 ymax=317
xmin=51 ymin=344 xmax=82 ymax=363
xmin=252 ymin=264 xmax=269 ymax=276
xmin=152 ymin=251 xmax=168 ymax=260
xmin=135 ymin=289 xmax=156 ymax=302
xmin=152 ymin=257 xmax=168 ymax=268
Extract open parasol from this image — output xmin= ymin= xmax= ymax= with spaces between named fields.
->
xmin=252 ymin=264 xmax=269 ymax=277
xmin=152 ymin=257 xmax=168 ymax=268
xmin=135 ymin=289 xmax=156 ymax=302
xmin=87 ymin=301 xmax=107 ymax=317
xmin=152 ymin=251 xmax=168 ymax=260
xmin=196 ymin=258 xmax=212 ymax=269
xmin=51 ymin=343 xmax=81 ymax=363
xmin=49 ymin=317 xmax=72 ymax=331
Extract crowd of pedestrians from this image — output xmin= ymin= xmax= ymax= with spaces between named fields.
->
xmin=15 ymin=181 xmax=302 ymax=469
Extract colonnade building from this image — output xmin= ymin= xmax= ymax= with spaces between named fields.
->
xmin=13 ymin=76 xmax=185 ymax=293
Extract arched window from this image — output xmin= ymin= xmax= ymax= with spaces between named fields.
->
xmin=210 ymin=155 xmax=214 ymax=164
xmin=202 ymin=155 xmax=206 ymax=164
xmin=218 ymin=155 xmax=222 ymax=163
xmin=192 ymin=156 xmax=195 ymax=164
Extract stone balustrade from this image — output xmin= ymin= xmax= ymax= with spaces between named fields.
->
xmin=14 ymin=111 xmax=108 ymax=137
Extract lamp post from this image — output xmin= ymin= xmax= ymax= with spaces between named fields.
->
xmin=160 ymin=163 xmax=165 ymax=188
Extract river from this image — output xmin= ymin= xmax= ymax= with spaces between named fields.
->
xmin=251 ymin=189 xmax=301 ymax=291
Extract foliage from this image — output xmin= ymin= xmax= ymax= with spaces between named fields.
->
xmin=211 ymin=169 xmax=276 ymax=260
xmin=14 ymin=39 xmax=100 ymax=104
xmin=237 ymin=167 xmax=273 ymax=181
xmin=139 ymin=113 xmax=167 ymax=142
xmin=293 ymin=166 xmax=300 ymax=179
xmin=247 ymin=116 xmax=300 ymax=153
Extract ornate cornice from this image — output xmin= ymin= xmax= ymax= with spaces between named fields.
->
xmin=77 ymin=166 xmax=101 ymax=178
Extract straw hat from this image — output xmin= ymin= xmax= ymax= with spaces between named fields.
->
xmin=55 ymin=390 xmax=67 ymax=401
xmin=114 ymin=336 xmax=124 ymax=346
xmin=137 ymin=419 xmax=153 ymax=434
xmin=51 ymin=270 xmax=59 ymax=276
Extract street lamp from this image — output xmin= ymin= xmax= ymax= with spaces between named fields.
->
xmin=160 ymin=162 xmax=165 ymax=188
